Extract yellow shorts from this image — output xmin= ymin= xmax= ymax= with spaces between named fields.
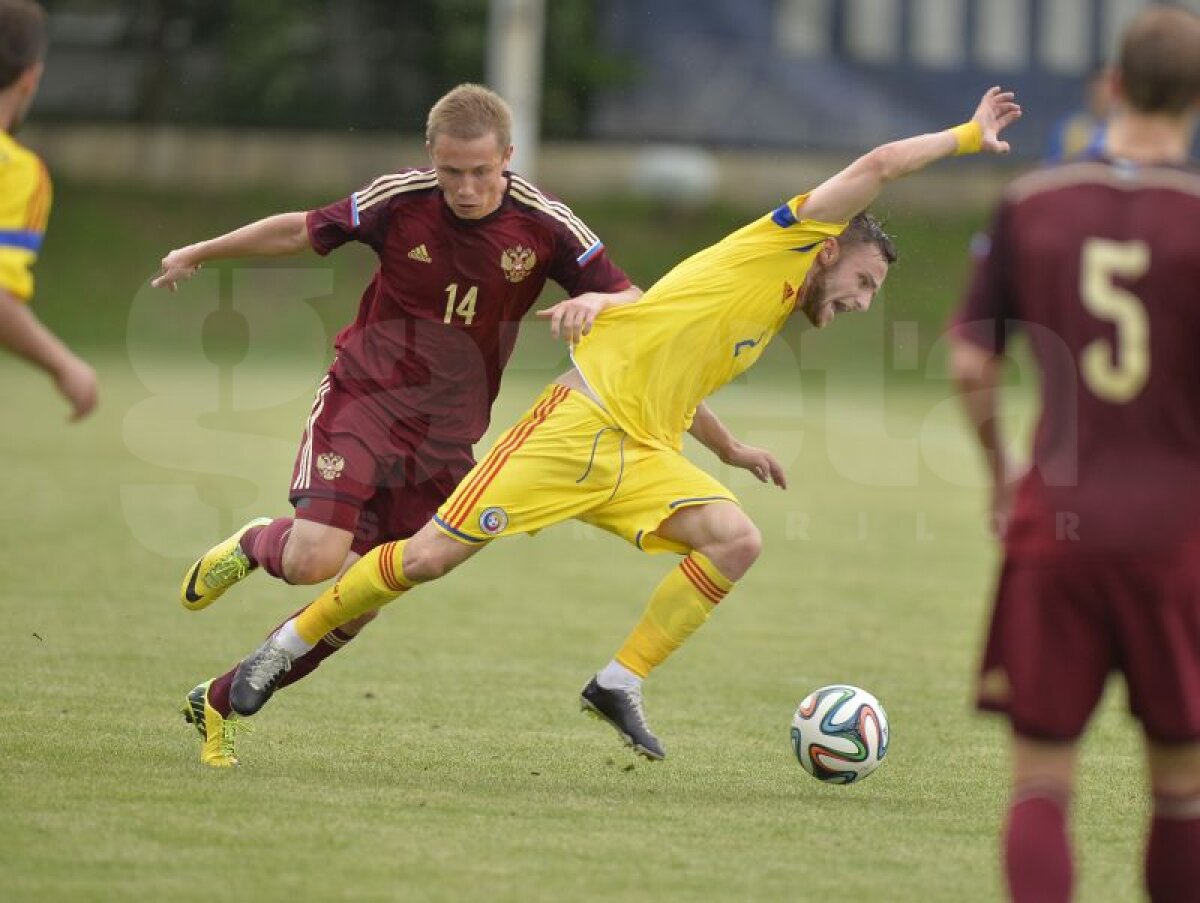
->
xmin=433 ymin=384 xmax=738 ymax=553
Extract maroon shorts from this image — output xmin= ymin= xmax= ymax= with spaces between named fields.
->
xmin=977 ymin=550 xmax=1200 ymax=743
xmin=288 ymin=374 xmax=475 ymax=555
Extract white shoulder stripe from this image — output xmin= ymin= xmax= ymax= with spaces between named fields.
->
xmin=509 ymin=183 xmax=597 ymax=251
xmin=1006 ymin=161 xmax=1200 ymax=204
xmin=356 ymin=178 xmax=439 ymax=214
xmin=511 ymin=176 xmax=600 ymax=246
xmin=508 ymin=176 xmax=600 ymax=251
xmin=358 ymin=168 xmax=436 ymax=199
xmin=355 ymin=170 xmax=438 ymax=211
xmin=356 ymin=171 xmax=438 ymax=210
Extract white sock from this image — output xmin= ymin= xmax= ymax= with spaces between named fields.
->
xmin=273 ymin=619 xmax=315 ymax=657
xmin=596 ymin=660 xmax=642 ymax=690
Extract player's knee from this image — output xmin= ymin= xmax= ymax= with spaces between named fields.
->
xmin=282 ymin=541 xmax=346 ymax=585
xmin=285 ymin=557 xmax=341 ymax=585
xmin=701 ymin=514 xmax=761 ymax=580
xmin=1151 ymin=776 xmax=1200 ymax=800
xmin=726 ymin=519 xmax=763 ymax=573
xmin=1147 ymin=742 xmax=1200 ymax=798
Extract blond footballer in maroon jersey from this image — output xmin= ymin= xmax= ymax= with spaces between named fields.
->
xmin=153 ymin=84 xmax=640 ymax=767
xmin=950 ymin=9 xmax=1200 ymax=900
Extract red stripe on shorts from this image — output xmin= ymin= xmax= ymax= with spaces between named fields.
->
xmin=441 ymin=388 xmax=561 ymax=527
xmin=440 ymin=390 xmax=556 ymax=527
xmin=444 ymin=386 xmax=570 ymax=528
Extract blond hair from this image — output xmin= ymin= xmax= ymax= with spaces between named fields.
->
xmin=426 ymin=83 xmax=513 ymax=149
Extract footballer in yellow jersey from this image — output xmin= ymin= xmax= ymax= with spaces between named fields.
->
xmin=572 ymin=195 xmax=856 ymax=453
xmin=0 ymin=0 xmax=96 ymax=420
xmin=0 ymin=128 xmax=50 ymax=301
xmin=227 ymin=87 xmax=1021 ymax=761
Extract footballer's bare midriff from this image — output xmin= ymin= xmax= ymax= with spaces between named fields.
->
xmin=553 ymin=367 xmax=602 ymax=405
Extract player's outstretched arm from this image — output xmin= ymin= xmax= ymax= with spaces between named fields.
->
xmin=536 ymin=285 xmax=643 ymax=344
xmin=690 ymin=403 xmax=787 ymax=488
xmin=0 ymin=289 xmax=98 ymax=420
xmin=152 ymin=211 xmax=311 ymax=291
xmin=801 ymin=87 xmax=1021 ymax=225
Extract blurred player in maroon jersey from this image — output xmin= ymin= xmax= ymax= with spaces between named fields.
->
xmin=152 ymin=83 xmax=640 ymax=767
xmin=950 ymin=8 xmax=1200 ymax=901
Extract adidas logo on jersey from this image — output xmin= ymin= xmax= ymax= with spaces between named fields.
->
xmin=408 ymin=244 xmax=432 ymax=263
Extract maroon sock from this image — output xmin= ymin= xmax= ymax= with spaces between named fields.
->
xmin=241 ymin=517 xmax=294 ymax=581
xmin=1146 ymin=794 xmax=1200 ymax=902
xmin=1005 ymin=788 xmax=1072 ymax=903
xmin=205 ymin=605 xmax=361 ymax=718
xmin=276 ymin=627 xmax=358 ymax=690
xmin=207 ymin=669 xmax=236 ymax=717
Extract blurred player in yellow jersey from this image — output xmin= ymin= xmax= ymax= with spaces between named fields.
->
xmin=0 ymin=0 xmax=96 ymax=420
xmin=227 ymin=87 xmax=1020 ymax=760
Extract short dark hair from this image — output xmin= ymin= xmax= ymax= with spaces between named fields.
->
xmin=1118 ymin=6 xmax=1200 ymax=114
xmin=840 ymin=212 xmax=898 ymax=265
xmin=0 ymin=0 xmax=46 ymax=91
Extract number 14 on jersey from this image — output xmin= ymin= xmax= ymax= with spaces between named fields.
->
xmin=444 ymin=283 xmax=479 ymax=326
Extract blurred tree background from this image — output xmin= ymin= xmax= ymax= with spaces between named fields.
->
xmin=40 ymin=0 xmax=629 ymax=135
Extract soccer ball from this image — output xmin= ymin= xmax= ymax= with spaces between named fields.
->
xmin=790 ymin=684 xmax=889 ymax=784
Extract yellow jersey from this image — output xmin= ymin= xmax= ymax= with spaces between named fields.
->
xmin=572 ymin=193 xmax=846 ymax=451
xmin=0 ymin=130 xmax=52 ymax=302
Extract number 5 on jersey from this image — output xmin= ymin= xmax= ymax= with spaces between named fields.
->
xmin=444 ymin=283 xmax=479 ymax=325
xmin=1080 ymin=238 xmax=1150 ymax=403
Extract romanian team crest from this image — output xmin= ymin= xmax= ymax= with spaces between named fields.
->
xmin=782 ymin=281 xmax=796 ymax=304
xmin=317 ymin=453 xmax=346 ymax=481
xmin=479 ymin=506 xmax=509 ymax=535
xmin=500 ymin=245 xmax=537 ymax=283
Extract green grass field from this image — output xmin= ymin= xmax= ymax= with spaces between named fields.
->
xmin=0 ymin=183 xmax=1149 ymax=901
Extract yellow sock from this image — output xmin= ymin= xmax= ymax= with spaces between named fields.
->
xmin=615 ymin=551 xmax=734 ymax=678
xmin=294 ymin=541 xmax=413 ymax=645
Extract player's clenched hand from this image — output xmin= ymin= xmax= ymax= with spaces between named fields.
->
xmin=973 ymin=86 xmax=1022 ymax=155
xmin=152 ymin=247 xmax=203 ymax=291
xmin=723 ymin=442 xmax=788 ymax=489
xmin=535 ymin=294 xmax=609 ymax=344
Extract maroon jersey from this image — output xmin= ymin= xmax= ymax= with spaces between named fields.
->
xmin=306 ymin=169 xmax=630 ymax=444
xmin=953 ymin=160 xmax=1200 ymax=555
